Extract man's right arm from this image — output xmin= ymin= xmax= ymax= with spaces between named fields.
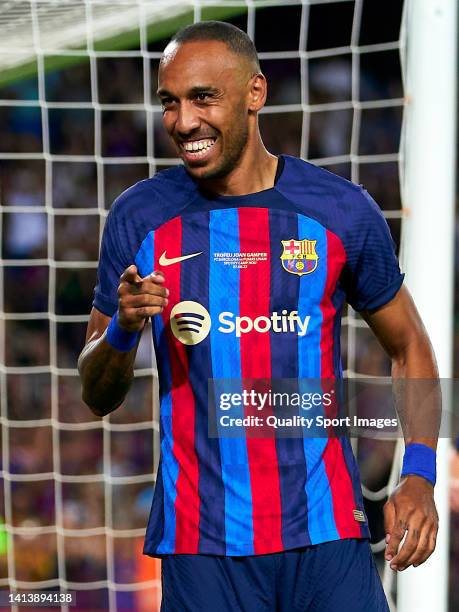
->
xmin=78 ymin=265 xmax=168 ymax=417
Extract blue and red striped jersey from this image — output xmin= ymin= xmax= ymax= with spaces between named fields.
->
xmin=93 ymin=155 xmax=404 ymax=556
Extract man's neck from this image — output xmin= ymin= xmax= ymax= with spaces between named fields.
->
xmin=197 ymin=141 xmax=279 ymax=197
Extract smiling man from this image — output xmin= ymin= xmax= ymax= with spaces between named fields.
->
xmin=79 ymin=21 xmax=439 ymax=612
xmin=157 ymin=23 xmax=268 ymax=186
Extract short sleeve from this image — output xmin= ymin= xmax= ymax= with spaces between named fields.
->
xmin=342 ymin=188 xmax=404 ymax=312
xmin=93 ymin=203 xmax=130 ymax=317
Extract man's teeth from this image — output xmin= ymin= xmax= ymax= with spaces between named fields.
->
xmin=183 ymin=139 xmax=215 ymax=152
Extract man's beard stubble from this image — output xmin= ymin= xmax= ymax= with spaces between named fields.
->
xmin=186 ymin=119 xmax=249 ymax=181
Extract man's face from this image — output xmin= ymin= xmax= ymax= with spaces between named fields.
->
xmin=157 ymin=40 xmax=252 ymax=180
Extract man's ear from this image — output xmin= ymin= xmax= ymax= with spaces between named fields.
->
xmin=248 ymin=73 xmax=267 ymax=112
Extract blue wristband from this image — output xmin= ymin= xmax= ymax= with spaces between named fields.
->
xmin=401 ymin=443 xmax=436 ymax=486
xmin=105 ymin=313 xmax=141 ymax=352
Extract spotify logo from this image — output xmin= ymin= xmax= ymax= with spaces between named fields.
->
xmin=170 ymin=301 xmax=211 ymax=345
xmin=170 ymin=301 xmax=311 ymax=345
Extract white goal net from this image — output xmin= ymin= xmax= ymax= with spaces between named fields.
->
xmin=0 ymin=0 xmax=415 ymax=610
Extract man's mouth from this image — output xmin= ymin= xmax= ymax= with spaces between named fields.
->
xmin=180 ymin=137 xmax=217 ymax=162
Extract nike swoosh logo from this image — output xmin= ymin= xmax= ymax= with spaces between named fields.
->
xmin=159 ymin=250 xmax=202 ymax=266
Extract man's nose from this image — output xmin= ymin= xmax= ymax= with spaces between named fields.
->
xmin=176 ymin=100 xmax=200 ymax=136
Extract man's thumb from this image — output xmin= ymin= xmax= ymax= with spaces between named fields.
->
xmin=121 ymin=264 xmax=140 ymax=284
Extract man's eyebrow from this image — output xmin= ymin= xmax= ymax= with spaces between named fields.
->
xmin=156 ymin=85 xmax=220 ymax=98
xmin=189 ymin=85 xmax=220 ymax=95
xmin=156 ymin=87 xmax=173 ymax=98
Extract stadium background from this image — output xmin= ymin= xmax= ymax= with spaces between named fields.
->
xmin=0 ymin=1 xmax=457 ymax=610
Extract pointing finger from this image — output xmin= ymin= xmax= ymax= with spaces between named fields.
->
xmin=120 ymin=265 xmax=141 ymax=284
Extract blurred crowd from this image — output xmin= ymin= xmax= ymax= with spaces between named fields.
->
xmin=1 ymin=3 xmax=458 ymax=611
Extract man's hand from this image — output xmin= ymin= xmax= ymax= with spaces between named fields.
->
xmin=78 ymin=264 xmax=168 ymax=416
xmin=117 ymin=265 xmax=169 ymax=332
xmin=384 ymin=475 xmax=438 ymax=571
xmin=450 ymin=447 xmax=459 ymax=513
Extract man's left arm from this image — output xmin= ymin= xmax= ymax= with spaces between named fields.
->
xmin=362 ymin=284 xmax=440 ymax=572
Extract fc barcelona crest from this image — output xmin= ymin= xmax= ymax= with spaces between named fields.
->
xmin=280 ymin=238 xmax=318 ymax=276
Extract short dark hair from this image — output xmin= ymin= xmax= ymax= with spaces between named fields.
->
xmin=170 ymin=20 xmax=260 ymax=71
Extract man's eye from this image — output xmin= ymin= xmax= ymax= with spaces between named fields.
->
xmin=196 ymin=93 xmax=210 ymax=102
xmin=161 ymin=98 xmax=174 ymax=109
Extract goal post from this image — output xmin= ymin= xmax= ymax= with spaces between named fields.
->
xmin=398 ymin=0 xmax=457 ymax=610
